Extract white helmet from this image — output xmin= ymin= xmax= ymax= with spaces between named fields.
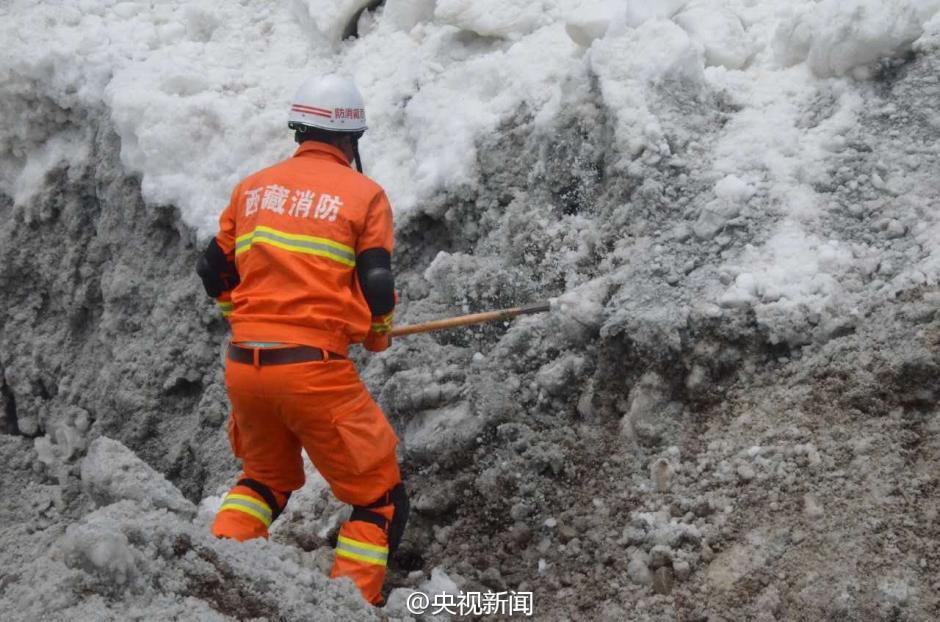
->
xmin=288 ymin=75 xmax=367 ymax=134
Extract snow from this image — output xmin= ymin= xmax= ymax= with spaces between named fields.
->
xmin=81 ymin=437 xmax=196 ymax=517
xmin=675 ymin=3 xmax=751 ymax=70
xmin=434 ymin=0 xmax=548 ymax=39
xmin=293 ymin=0 xmax=376 ymax=42
xmin=384 ymin=0 xmax=437 ymax=32
xmin=590 ymin=18 xmax=705 ymax=161
xmin=2 ymin=0 xmax=938 ymax=313
xmin=2 ymin=0 xmax=918 ymax=231
xmin=61 ymin=522 xmax=141 ymax=588
xmin=551 ymin=280 xmax=608 ymax=332
xmin=4 ymin=0 xmax=940 ymax=617
xmin=419 ymin=566 xmax=461 ymax=596
xmin=774 ymin=0 xmax=940 ymax=78
xmin=624 ymin=0 xmax=692 ymax=28
xmin=714 ymin=175 xmax=755 ymax=204
xmin=564 ymin=0 xmax=620 ymax=47
xmin=13 ymin=500 xmax=376 ymax=621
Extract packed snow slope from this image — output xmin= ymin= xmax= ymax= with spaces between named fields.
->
xmin=1 ymin=0 xmax=939 ymax=620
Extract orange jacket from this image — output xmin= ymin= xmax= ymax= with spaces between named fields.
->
xmin=214 ymin=142 xmax=393 ymax=356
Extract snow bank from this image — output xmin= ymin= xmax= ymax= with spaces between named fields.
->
xmin=0 ymin=0 xmax=582 ymax=235
xmin=2 ymin=0 xmax=939 ymax=244
xmin=0 ymin=0 xmax=328 ymax=234
xmin=774 ymin=0 xmax=940 ymax=78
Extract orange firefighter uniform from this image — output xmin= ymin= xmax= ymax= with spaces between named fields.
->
xmin=206 ymin=141 xmax=406 ymax=605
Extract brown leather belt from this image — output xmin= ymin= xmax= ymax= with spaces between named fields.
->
xmin=227 ymin=344 xmax=345 ymax=366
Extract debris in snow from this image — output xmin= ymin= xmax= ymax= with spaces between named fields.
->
xmin=651 ymin=458 xmax=673 ymax=492
xmin=621 ymin=372 xmax=681 ymax=447
xmin=536 ymin=354 xmax=587 ymax=396
xmin=737 ymin=463 xmax=757 ymax=482
xmin=627 ymin=549 xmax=653 ymax=586
xmin=803 ymin=493 xmax=825 ymax=518
xmin=61 ymin=522 xmax=141 ymax=589
xmin=673 ymin=559 xmax=691 ymax=582
xmin=652 ymin=566 xmax=675 ymax=595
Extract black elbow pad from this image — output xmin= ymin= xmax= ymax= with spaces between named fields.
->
xmin=357 ymin=248 xmax=395 ymax=316
xmin=364 ymin=267 xmax=395 ymax=316
xmin=196 ymin=239 xmax=239 ymax=298
xmin=195 ymin=254 xmax=222 ymax=298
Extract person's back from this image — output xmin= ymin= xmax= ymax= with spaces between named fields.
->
xmin=196 ymin=75 xmax=408 ymax=607
xmin=219 ymin=141 xmax=392 ymax=356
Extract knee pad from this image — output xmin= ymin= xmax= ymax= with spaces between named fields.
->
xmin=387 ymin=482 xmax=410 ymax=554
xmin=350 ymin=482 xmax=410 ymax=554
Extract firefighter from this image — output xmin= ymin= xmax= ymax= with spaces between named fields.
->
xmin=196 ymin=74 xmax=408 ymax=605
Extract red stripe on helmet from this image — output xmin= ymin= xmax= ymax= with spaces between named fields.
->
xmin=291 ymin=104 xmax=332 ymax=117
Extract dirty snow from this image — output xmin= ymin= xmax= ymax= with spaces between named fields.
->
xmin=1 ymin=0 xmax=940 ymax=620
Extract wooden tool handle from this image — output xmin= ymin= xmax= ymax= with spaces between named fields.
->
xmin=389 ymin=302 xmax=552 ymax=337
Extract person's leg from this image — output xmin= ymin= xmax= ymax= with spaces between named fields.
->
xmin=279 ymin=359 xmax=407 ymax=604
xmin=330 ymin=456 xmax=409 ymax=605
xmin=212 ymin=360 xmax=304 ymax=540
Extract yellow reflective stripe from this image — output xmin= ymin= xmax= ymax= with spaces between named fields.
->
xmin=220 ymin=493 xmax=272 ymax=526
xmin=225 ymin=493 xmax=273 ymax=514
xmin=234 ymin=226 xmax=355 ymax=267
xmin=219 ymin=501 xmax=271 ymax=526
xmin=370 ymin=315 xmax=393 ymax=334
xmin=336 ymin=548 xmax=387 ymax=566
xmin=336 ymin=536 xmax=389 ymax=566
xmin=217 ymin=301 xmax=233 ymax=317
xmin=253 ymin=226 xmax=353 ymax=254
xmin=337 ymin=535 xmax=389 ymax=554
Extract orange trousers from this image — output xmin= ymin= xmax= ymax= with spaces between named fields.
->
xmin=211 ymin=350 xmax=402 ymax=604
